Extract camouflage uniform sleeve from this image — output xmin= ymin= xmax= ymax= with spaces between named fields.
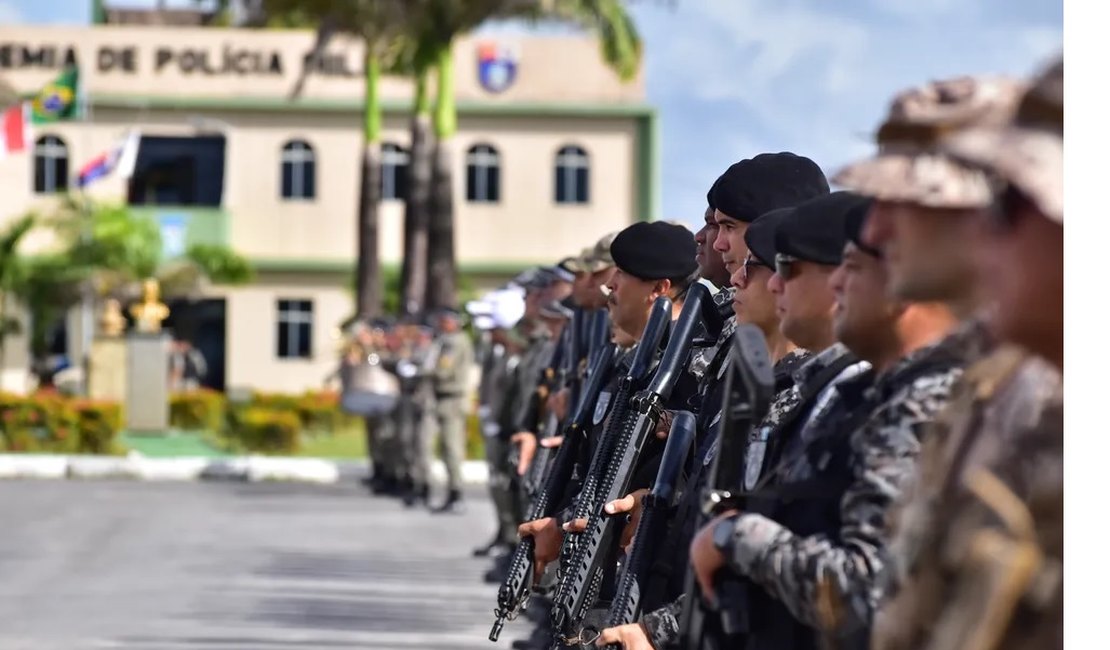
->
xmin=726 ymin=369 xmax=962 ymax=636
xmin=640 ymin=594 xmax=685 ymax=649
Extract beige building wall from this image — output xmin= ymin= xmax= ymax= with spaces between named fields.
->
xmin=0 ymin=25 xmax=651 ymax=395
xmin=211 ymin=274 xmax=353 ymax=394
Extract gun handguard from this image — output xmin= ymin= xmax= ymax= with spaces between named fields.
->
xmin=489 ymin=342 xmax=617 ymax=642
xmin=605 ymin=411 xmax=697 ymax=635
xmin=679 ymin=324 xmax=775 ymax=650
xmin=556 ymin=299 xmax=672 ymax=571
xmin=553 ymin=289 xmax=711 ymax=641
xmin=551 ymin=298 xmax=672 ymax=633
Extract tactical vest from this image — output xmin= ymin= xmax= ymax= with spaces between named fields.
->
xmin=737 ymin=353 xmax=960 ymax=650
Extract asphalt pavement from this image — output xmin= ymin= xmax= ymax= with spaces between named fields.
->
xmin=0 ymin=479 xmax=529 ymax=650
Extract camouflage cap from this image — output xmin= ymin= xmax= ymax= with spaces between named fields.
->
xmin=585 ymin=231 xmax=618 ymax=272
xmin=562 ymin=246 xmax=595 ymax=274
xmin=941 ymin=56 xmax=1063 ymax=224
xmin=833 ymin=76 xmax=1026 ymax=210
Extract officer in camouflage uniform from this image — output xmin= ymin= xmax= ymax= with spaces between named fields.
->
xmin=400 ymin=325 xmax=440 ymax=507
xmin=428 ymin=308 xmax=476 ymax=513
xmin=845 ymin=59 xmax=1064 ymax=650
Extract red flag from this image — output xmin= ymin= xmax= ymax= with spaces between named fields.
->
xmin=1 ymin=103 xmax=30 ymax=158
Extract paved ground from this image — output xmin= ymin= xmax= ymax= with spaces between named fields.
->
xmin=0 ymin=480 xmax=530 ymax=650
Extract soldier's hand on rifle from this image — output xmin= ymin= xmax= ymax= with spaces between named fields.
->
xmin=540 ymin=436 xmax=564 ymax=449
xmin=510 ymin=431 xmax=537 ymax=475
xmin=546 ymin=388 xmax=570 ymax=421
xmin=690 ymin=510 xmax=739 ymax=601
xmin=604 ymin=489 xmax=650 ymax=553
xmin=562 ymin=517 xmax=589 ymax=533
xmin=518 ymin=517 xmax=564 ymax=582
xmin=597 ymin=623 xmax=656 ymax=649
xmin=654 ymin=409 xmax=676 ymax=440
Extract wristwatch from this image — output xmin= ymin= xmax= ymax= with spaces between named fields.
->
xmin=712 ymin=514 xmax=740 ymax=554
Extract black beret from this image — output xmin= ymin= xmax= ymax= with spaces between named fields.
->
xmin=711 ymin=152 xmax=831 ymax=223
xmin=744 ymin=207 xmax=796 ymax=267
xmin=774 ymin=191 xmax=871 ymax=265
xmin=843 ymin=197 xmax=882 ymax=258
xmin=610 ymin=221 xmax=698 ymax=281
xmin=706 ymin=175 xmax=720 ymax=211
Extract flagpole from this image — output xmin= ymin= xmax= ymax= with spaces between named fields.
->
xmin=78 ymin=58 xmax=94 ymax=397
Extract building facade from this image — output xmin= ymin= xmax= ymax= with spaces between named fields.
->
xmin=0 ymin=25 xmax=654 ymax=394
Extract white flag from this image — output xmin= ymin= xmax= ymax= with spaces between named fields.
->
xmin=115 ymin=129 xmax=141 ymax=179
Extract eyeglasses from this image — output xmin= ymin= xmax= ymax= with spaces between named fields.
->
xmin=775 ymin=253 xmax=800 ymax=281
xmin=738 ymin=254 xmax=770 ymax=288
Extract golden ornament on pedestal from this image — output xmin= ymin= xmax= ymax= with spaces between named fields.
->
xmin=130 ymin=278 xmax=170 ymax=333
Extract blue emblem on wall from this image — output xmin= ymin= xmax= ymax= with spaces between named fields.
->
xmin=478 ymin=42 xmax=518 ymax=94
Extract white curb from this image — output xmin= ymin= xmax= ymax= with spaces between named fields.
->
xmin=0 ymin=454 xmax=69 ymax=479
xmin=67 ymin=455 xmax=143 ymax=479
xmin=244 ymin=456 xmax=340 ymax=484
xmin=0 ymin=454 xmax=491 ymax=485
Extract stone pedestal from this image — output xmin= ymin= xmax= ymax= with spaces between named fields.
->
xmin=88 ymin=338 xmax=128 ymax=402
xmin=126 ymin=333 xmax=170 ymax=432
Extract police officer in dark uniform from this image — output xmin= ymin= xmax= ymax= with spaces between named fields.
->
xmin=517 ymin=221 xmax=701 ymax=630
xmin=598 ymin=154 xmax=832 ymax=649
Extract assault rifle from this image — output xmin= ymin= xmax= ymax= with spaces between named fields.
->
xmin=551 ymin=283 xmax=718 ymax=645
xmin=528 ymin=309 xmax=612 ymax=500
xmin=524 ymin=322 xmax=579 ymax=499
xmin=679 ymin=324 xmax=775 ymax=650
xmin=553 ymin=298 xmax=673 ymax=581
xmin=603 ymin=410 xmax=698 ymax=638
xmin=489 ymin=340 xmax=618 ymax=642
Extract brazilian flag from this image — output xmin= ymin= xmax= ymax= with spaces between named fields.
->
xmin=31 ymin=67 xmax=80 ymax=124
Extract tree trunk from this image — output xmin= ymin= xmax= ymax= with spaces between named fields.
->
xmin=356 ymin=54 xmax=383 ymax=320
xmin=400 ymin=72 xmax=433 ymax=318
xmin=426 ymin=43 xmax=458 ymax=311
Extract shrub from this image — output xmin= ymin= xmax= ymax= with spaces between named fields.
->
xmin=170 ymin=389 xmax=226 ymax=432
xmin=225 ymin=406 xmax=300 ymax=454
xmin=72 ymin=400 xmax=123 ymax=454
xmin=0 ymin=392 xmax=122 ymax=454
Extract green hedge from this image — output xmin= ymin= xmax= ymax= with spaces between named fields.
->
xmin=1 ymin=389 xmax=483 ymax=460
xmin=0 ymin=392 xmax=123 ymax=454
xmin=170 ymin=389 xmax=226 ymax=432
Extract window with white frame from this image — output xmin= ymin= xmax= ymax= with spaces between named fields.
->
xmin=33 ymin=135 xmax=69 ymax=194
xmin=554 ymin=145 xmax=589 ymax=204
xmin=466 ymin=144 xmax=500 ymax=203
xmin=276 ymin=299 xmax=313 ymax=359
xmin=381 ymin=142 xmax=410 ymax=200
xmin=280 ymin=140 xmax=316 ymax=200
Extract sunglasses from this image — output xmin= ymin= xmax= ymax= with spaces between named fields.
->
xmin=986 ymin=182 xmax=1032 ymax=233
xmin=738 ymin=254 xmax=771 ymax=288
xmin=775 ymin=253 xmax=800 ymax=281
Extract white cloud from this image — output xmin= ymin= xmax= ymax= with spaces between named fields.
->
xmin=630 ymin=0 xmax=1061 ymax=219
xmin=0 ymin=0 xmax=24 ymax=23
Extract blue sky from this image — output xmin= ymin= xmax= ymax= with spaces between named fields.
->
xmin=3 ymin=0 xmax=1063 ymax=229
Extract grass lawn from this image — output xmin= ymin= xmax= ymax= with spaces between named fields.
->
xmin=297 ymin=423 xmax=367 ymax=459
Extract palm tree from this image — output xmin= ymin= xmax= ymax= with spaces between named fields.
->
xmin=223 ymin=0 xmax=412 ymax=321
xmin=0 ymin=214 xmax=36 ymax=372
xmin=411 ymin=0 xmax=644 ymax=311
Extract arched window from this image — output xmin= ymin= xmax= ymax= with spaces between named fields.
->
xmin=33 ymin=135 xmax=69 ymax=194
xmin=280 ymin=139 xmax=316 ymax=200
xmin=554 ymin=145 xmax=589 ymax=204
xmin=381 ymin=142 xmax=410 ymax=201
xmin=466 ymin=144 xmax=500 ymax=203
